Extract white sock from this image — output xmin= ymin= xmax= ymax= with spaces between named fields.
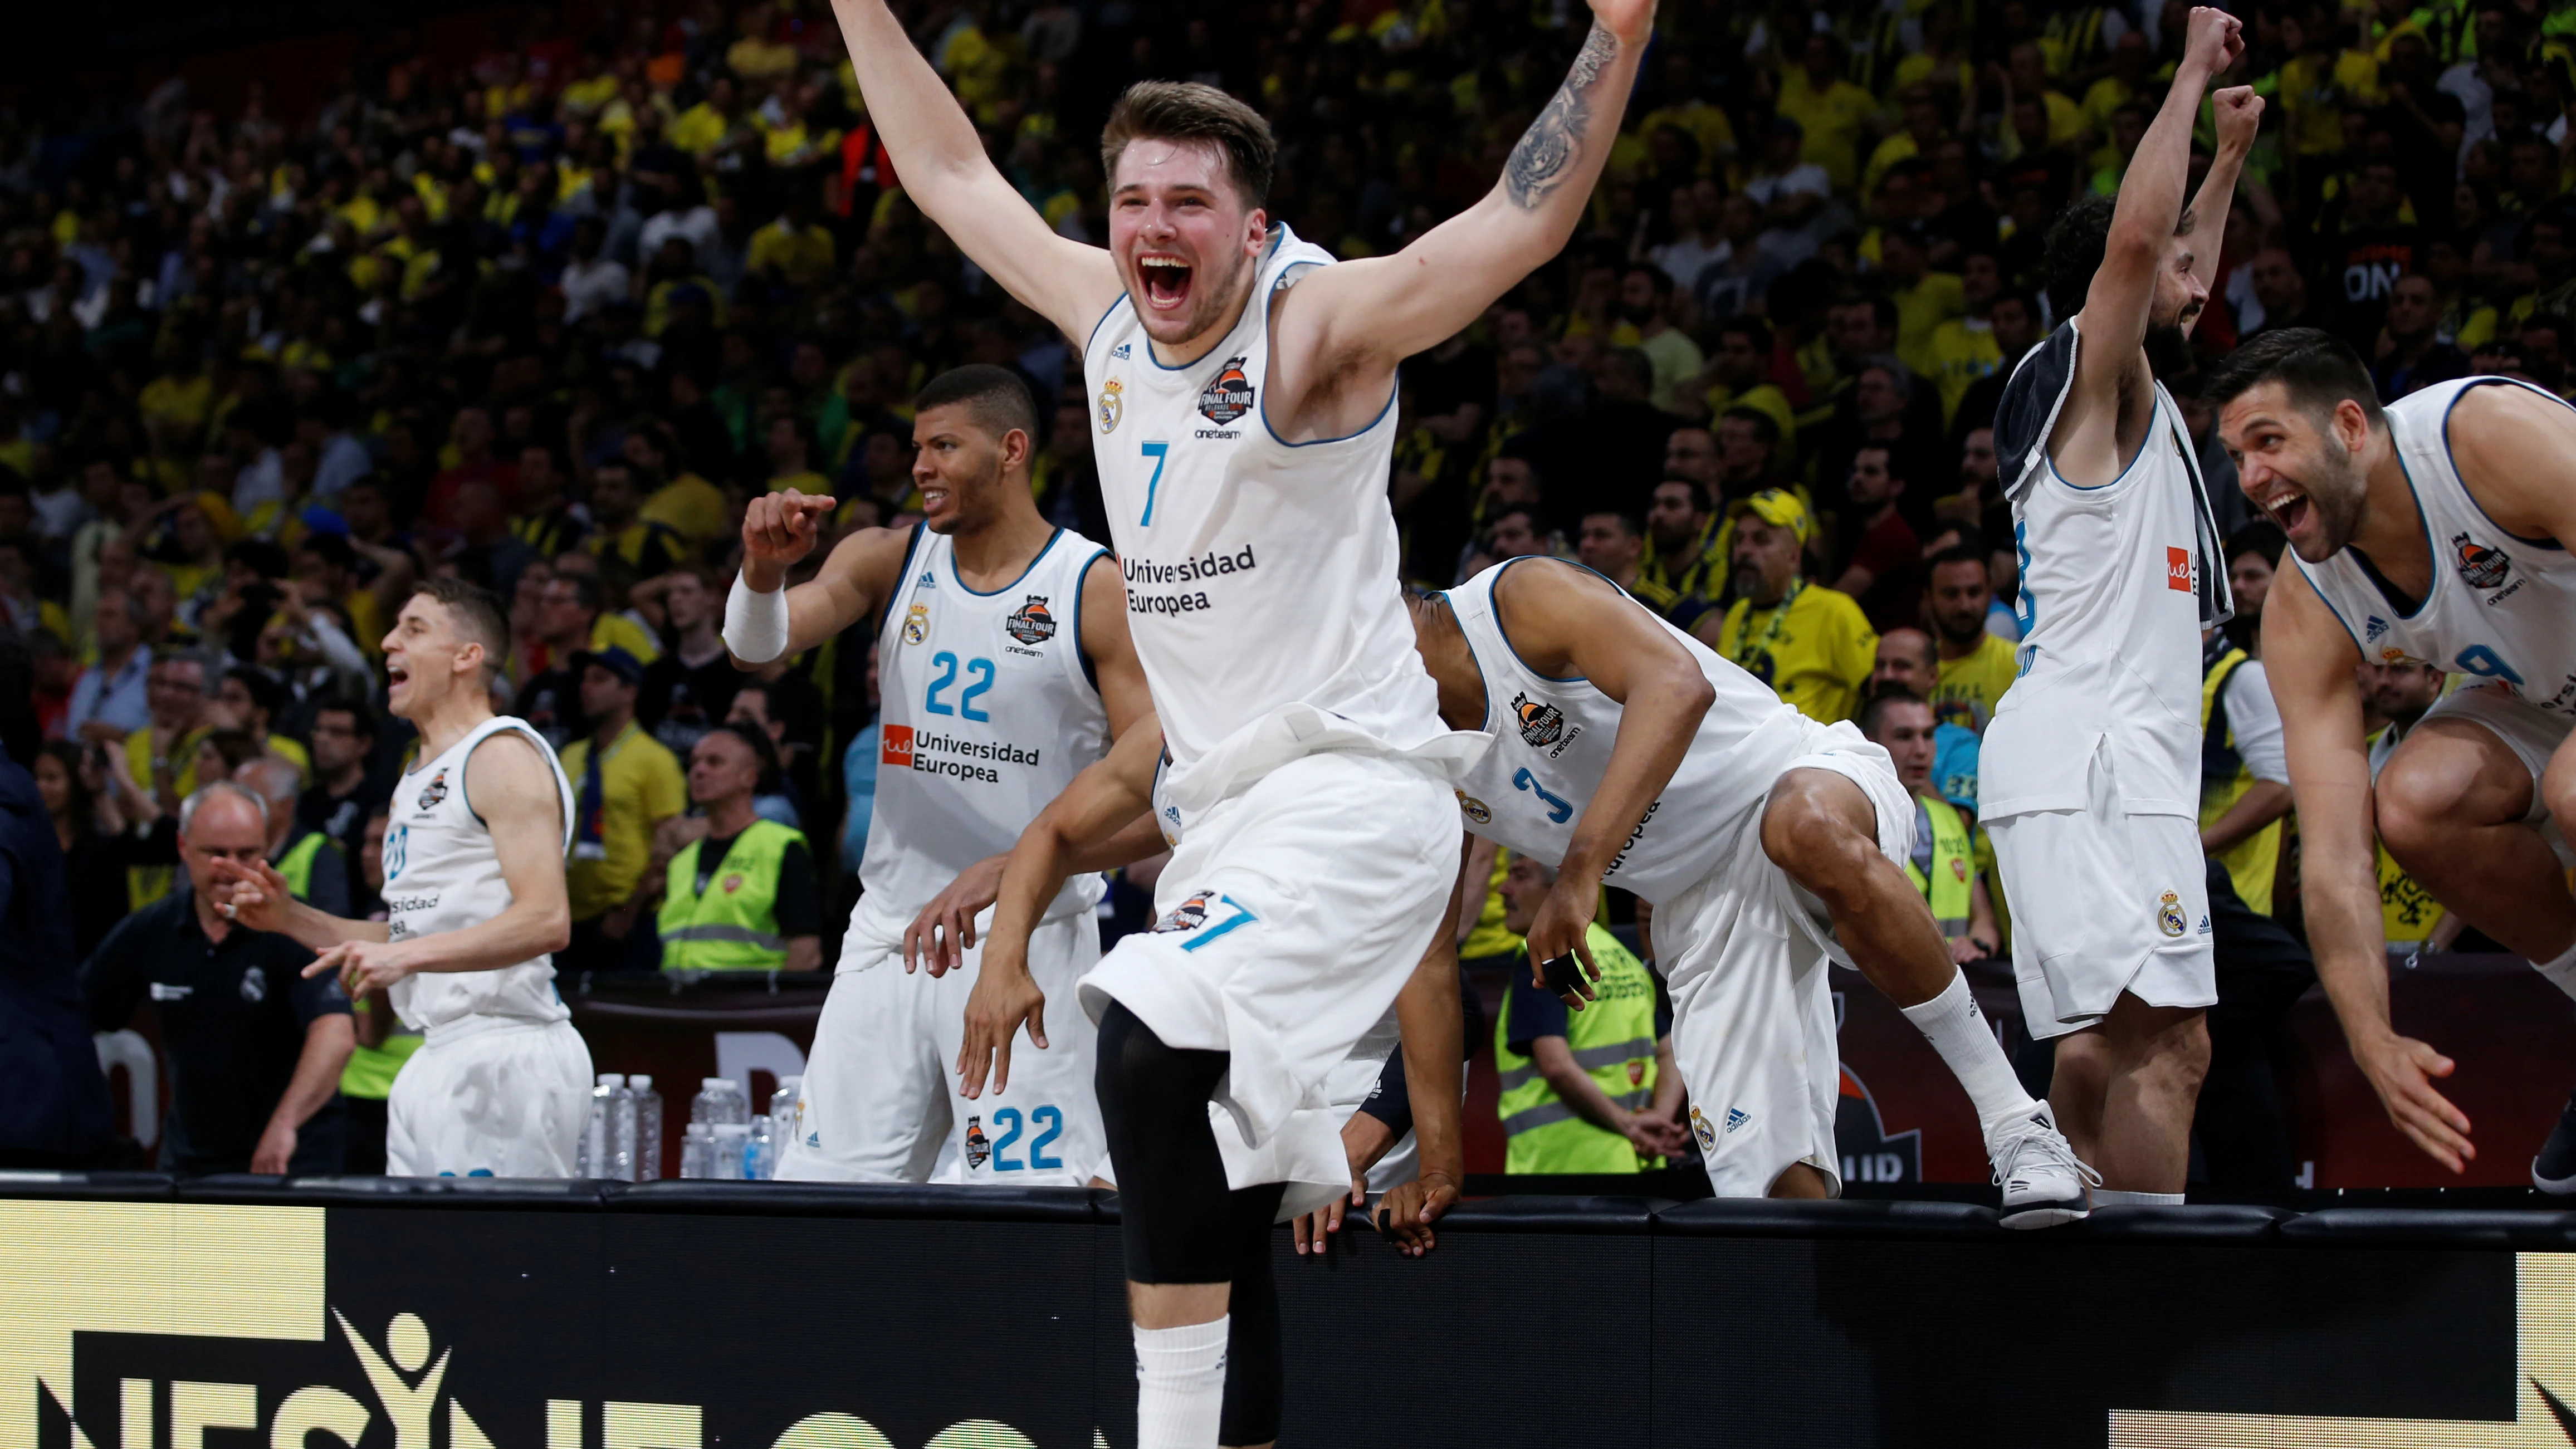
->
xmin=2533 ymin=939 xmax=2576 ymax=1002
xmin=1898 ymin=971 xmax=2039 ymax=1137
xmin=2093 ymin=1189 xmax=2184 ymax=1206
xmin=1134 ymin=1317 xmax=1228 ymax=1449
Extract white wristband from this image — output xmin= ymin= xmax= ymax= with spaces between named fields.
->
xmin=722 ymin=572 xmax=791 ymax=663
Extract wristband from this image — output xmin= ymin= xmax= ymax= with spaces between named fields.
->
xmin=722 ymin=571 xmax=791 ymax=663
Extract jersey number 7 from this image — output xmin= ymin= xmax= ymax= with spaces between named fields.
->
xmin=1139 ymin=440 xmax=1170 ymax=526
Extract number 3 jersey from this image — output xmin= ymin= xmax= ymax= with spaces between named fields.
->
xmin=1079 ymin=223 xmax=1451 ymax=808
xmin=854 ymin=525 xmax=1113 ymax=937
xmin=1442 ymin=559 xmax=1811 ymax=904
xmin=2291 ymin=376 xmax=2576 ymax=710
xmin=383 ymin=715 xmax=579 ymax=1038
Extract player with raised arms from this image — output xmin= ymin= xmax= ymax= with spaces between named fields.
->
xmin=724 ymin=365 xmax=1151 ymax=1188
xmin=778 ymin=0 xmax=1656 ymax=1440
xmin=211 ymin=579 xmax=591 ymax=1178
xmin=2208 ymin=329 xmax=2576 ymax=1184
xmin=1982 ymin=9 xmax=2261 ymax=1208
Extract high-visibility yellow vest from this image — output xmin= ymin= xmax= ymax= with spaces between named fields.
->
xmin=657 ymin=819 xmax=806 ymax=971
xmin=1494 ymin=922 xmax=1661 ymax=1174
xmin=2200 ymin=647 xmax=2284 ymax=916
xmin=2365 ymin=727 xmax=2445 ymax=943
xmin=339 ymin=997 xmax=423 ymax=1100
xmin=1903 ymin=794 xmax=1976 ymax=937
xmin=275 ymin=830 xmax=330 ymax=898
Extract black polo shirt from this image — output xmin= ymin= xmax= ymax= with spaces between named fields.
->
xmin=80 ymin=893 xmax=350 ymax=1174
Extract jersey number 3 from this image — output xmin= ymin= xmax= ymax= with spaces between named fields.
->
xmin=925 ymin=652 xmax=995 ymax=721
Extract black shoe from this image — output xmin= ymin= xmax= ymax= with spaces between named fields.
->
xmin=2533 ymin=1088 xmax=2576 ymax=1194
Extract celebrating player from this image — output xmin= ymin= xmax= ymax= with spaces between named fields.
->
xmin=722 ymin=366 xmax=1151 ymax=1188
xmin=1411 ymin=558 xmax=2089 ymax=1220
xmin=2210 ymin=329 xmax=2576 ymax=1183
xmin=211 ymin=580 xmax=592 ymax=1178
xmin=816 ymin=0 xmax=1656 ymax=1437
xmin=1982 ymin=9 xmax=2260 ymax=1207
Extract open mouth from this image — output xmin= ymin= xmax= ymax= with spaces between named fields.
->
xmin=2270 ymin=490 xmax=2310 ymax=538
xmin=921 ymin=487 xmax=950 ymax=513
xmin=1138 ymin=253 xmax=1192 ymax=312
xmin=387 ymin=662 xmax=410 ymax=691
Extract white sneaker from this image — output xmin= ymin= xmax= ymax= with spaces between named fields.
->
xmin=1988 ymin=1104 xmax=2098 ymax=1230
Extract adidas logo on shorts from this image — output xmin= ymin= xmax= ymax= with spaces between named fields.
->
xmin=1724 ymin=1108 xmax=1751 ymax=1135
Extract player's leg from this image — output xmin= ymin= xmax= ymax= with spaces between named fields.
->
xmin=775 ymin=932 xmax=948 ymax=1182
xmin=1215 ymin=1176 xmax=1286 ymax=1449
xmin=1759 ymin=753 xmax=2088 ymax=1224
xmin=2378 ymin=701 xmax=2576 ymax=967
xmin=383 ymin=1041 xmax=435 ymax=1177
xmin=2088 ymin=993 xmax=2210 ymax=1195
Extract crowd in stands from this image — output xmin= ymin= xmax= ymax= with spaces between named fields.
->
xmin=0 ymin=0 xmax=2567 ymax=1169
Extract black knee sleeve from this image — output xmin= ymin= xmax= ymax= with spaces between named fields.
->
xmin=1097 ymin=1000 xmax=1238 ymax=1282
xmin=1218 ymin=1183 xmax=1284 ymax=1447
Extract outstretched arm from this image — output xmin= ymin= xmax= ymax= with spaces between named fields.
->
xmin=2054 ymin=7 xmax=2239 ymax=484
xmin=725 ymin=498 xmax=914 ymax=665
xmin=2186 ymin=87 xmax=2263 ymax=304
xmin=1274 ymin=0 xmax=1655 ymax=391
xmin=824 ymin=0 xmax=1118 ymax=339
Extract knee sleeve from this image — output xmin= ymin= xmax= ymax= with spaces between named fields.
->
xmin=1216 ymin=1182 xmax=1284 ymax=1447
xmin=1097 ymin=1001 xmax=1238 ymax=1283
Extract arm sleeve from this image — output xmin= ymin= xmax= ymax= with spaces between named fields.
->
xmin=1356 ymin=1047 xmax=1413 ymax=1138
xmin=1503 ymin=967 xmax=1570 ymax=1056
xmin=771 ymin=839 xmax=822 ymax=937
xmin=2226 ymin=662 xmax=2291 ymax=785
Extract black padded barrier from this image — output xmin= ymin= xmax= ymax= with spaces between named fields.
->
xmin=2 ymin=1175 xmax=2559 ymax=1448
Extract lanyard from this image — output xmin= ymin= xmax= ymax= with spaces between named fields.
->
xmin=1735 ymin=578 xmax=1805 ymax=667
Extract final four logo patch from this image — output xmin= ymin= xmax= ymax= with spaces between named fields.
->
xmin=2453 ymin=532 xmax=2511 ymax=589
xmin=1198 ymin=356 xmax=1254 ymax=425
xmin=1511 ymin=692 xmax=1566 ymax=749
xmin=418 ymin=769 xmax=448 ymax=809
xmin=1003 ymin=595 xmax=1058 ymax=645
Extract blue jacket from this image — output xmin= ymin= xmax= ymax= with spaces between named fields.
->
xmin=0 ymin=746 xmax=112 ymax=1160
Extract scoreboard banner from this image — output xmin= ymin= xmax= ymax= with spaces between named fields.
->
xmin=3 ymin=1178 xmax=2574 ymax=1448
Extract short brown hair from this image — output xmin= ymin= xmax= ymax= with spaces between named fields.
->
xmin=1101 ymin=81 xmax=1276 ymax=208
xmin=412 ymin=576 xmax=511 ymax=677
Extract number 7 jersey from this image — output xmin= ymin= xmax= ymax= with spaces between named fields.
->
xmin=854 ymin=525 xmax=1113 ymax=934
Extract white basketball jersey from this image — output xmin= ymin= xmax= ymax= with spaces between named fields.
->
xmin=854 ymin=525 xmax=1112 ymax=936
xmin=2295 ymin=376 xmax=2576 ymax=712
xmin=1443 ymin=560 xmax=1812 ymax=904
xmin=1983 ymin=319 xmax=2232 ymax=819
xmin=382 ymin=715 xmax=578 ymax=1039
xmin=1080 ymin=224 xmax=1448 ymax=804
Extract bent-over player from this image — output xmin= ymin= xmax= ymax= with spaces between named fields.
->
xmin=214 ymin=579 xmax=590 ymax=1177
xmin=817 ymin=0 xmax=1656 ymax=1437
xmin=2210 ymin=328 xmax=2576 ymax=1184
xmin=723 ymin=366 xmax=1151 ymax=1188
xmin=1983 ymin=9 xmax=2259 ymax=1206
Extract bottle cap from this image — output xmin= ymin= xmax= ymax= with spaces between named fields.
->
xmin=597 ymin=1073 xmax=624 ymax=1088
xmin=685 ymin=1123 xmax=711 ymax=1138
xmin=713 ymin=1123 xmax=750 ymax=1139
xmin=703 ymin=1077 xmax=728 ymax=1090
xmin=629 ymin=1075 xmax=652 ymax=1091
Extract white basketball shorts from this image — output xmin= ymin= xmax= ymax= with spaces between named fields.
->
xmin=387 ymin=1018 xmax=593 ymax=1178
xmin=2412 ymin=681 xmax=2575 ymax=865
xmin=776 ymin=903 xmax=1105 ymax=1187
xmin=1661 ymin=719 xmax=1913 ymax=1199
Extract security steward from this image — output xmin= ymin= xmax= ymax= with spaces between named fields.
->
xmin=80 ymin=782 xmax=353 ymax=1175
xmin=1860 ymin=689 xmax=2001 ymax=961
xmin=657 ymin=723 xmax=822 ymax=973
xmin=2198 ymin=632 xmax=2293 ymax=916
xmin=1492 ymin=851 xmax=1681 ymax=1174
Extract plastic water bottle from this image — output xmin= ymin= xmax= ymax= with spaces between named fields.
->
xmin=585 ymin=1074 xmax=623 ymax=1179
xmin=606 ymin=1077 xmax=638 ymax=1182
xmin=630 ymin=1075 xmax=663 ymax=1181
xmin=694 ymin=1076 xmax=750 ymax=1130
xmin=711 ymin=1123 xmax=750 ymax=1181
xmin=681 ymin=1122 xmax=713 ymax=1179
xmin=746 ymin=1115 xmax=776 ymax=1180
xmin=768 ymin=1076 xmax=803 ymax=1151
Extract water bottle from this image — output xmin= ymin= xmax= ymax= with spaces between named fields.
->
xmin=746 ymin=1115 xmax=776 ymax=1181
xmin=711 ymin=1123 xmax=750 ymax=1181
xmin=718 ymin=1078 xmax=750 ymax=1127
xmin=585 ymin=1074 xmax=622 ymax=1179
xmin=681 ymin=1122 xmax=713 ymax=1179
xmin=630 ymin=1075 xmax=664 ymax=1181
xmin=769 ymin=1076 xmax=803 ymax=1151
xmin=607 ymin=1077 xmax=638 ymax=1182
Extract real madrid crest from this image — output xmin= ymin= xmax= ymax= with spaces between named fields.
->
xmin=1455 ymin=791 xmax=1492 ymax=825
xmin=1096 ymin=378 xmax=1124 ymax=434
xmin=2157 ymin=890 xmax=2187 ymax=938
xmin=903 ymin=603 xmax=930 ymax=645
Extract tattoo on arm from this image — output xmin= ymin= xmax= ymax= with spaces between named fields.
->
xmin=1504 ymin=22 xmax=1616 ymax=211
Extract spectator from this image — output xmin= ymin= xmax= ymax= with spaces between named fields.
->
xmin=37 ymin=741 xmax=129 ymax=960
xmin=1575 ymin=511 xmax=1678 ymax=615
xmin=0 ymin=643 xmax=113 ymax=1167
xmin=80 ymin=781 xmax=353 ymax=1176
xmin=1828 ymin=444 xmax=1922 ymax=633
xmin=295 ymin=702 xmax=390 ymax=876
xmin=234 ymin=757 xmax=350 ymax=918
xmin=1694 ymin=489 xmax=1876 ymax=724
xmin=583 ymin=459 xmax=687 ymax=581
xmin=120 ymin=648 xmax=213 ymax=908
xmin=635 ymin=565 xmax=739 ymax=757
xmin=1859 ymin=690 xmax=2000 ymax=963
xmin=1491 ymin=851 xmax=1680 ymax=1174
xmin=2373 ymin=273 xmax=2472 ymax=402
xmin=1638 ymin=477 xmax=1722 ymax=623
xmin=64 ymin=587 xmax=151 ymax=742
xmin=1615 ymin=266 xmax=1706 ymax=415
xmin=1924 ymin=546 xmax=2022 ymax=734
xmin=559 ymin=645 xmax=687 ymax=971
xmin=1869 ymin=628 xmax=1983 ymax=813
xmin=208 ymin=665 xmax=309 ymax=782
xmin=2200 ymin=626 xmax=2294 ymax=918
xmin=656 ymin=723 xmax=822 ymax=974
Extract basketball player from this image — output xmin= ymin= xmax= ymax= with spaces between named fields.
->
xmin=2208 ymin=329 xmax=2576 ymax=1183
xmin=1410 ymin=557 xmax=2088 ymax=1218
xmin=805 ymin=0 xmax=1655 ymax=1439
xmin=1984 ymin=9 xmax=2261 ymax=1206
xmin=211 ymin=579 xmax=590 ymax=1177
xmin=724 ymin=366 xmax=1151 ymax=1188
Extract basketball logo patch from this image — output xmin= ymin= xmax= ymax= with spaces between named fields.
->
xmin=2452 ymin=532 xmax=2511 ymax=590
xmin=418 ymin=769 xmax=449 ymax=809
xmin=2157 ymin=890 xmax=2187 ymax=938
xmin=1003 ymin=595 xmax=1057 ymax=645
xmin=1690 ymin=1106 xmax=1718 ymax=1153
xmin=1511 ymin=692 xmax=1565 ymax=749
xmin=1198 ymin=355 xmax=1254 ymax=425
